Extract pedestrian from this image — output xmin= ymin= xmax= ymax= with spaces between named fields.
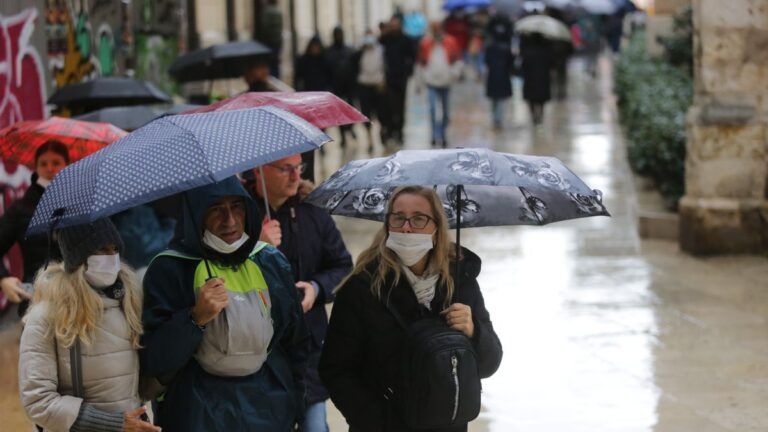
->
xmin=18 ymin=217 xmax=159 ymax=432
xmin=355 ymin=30 xmax=387 ymax=153
xmin=0 ymin=140 xmax=68 ymax=308
xmin=546 ymin=9 xmax=574 ymax=100
xmin=577 ymin=15 xmax=602 ymax=77
xmin=467 ymin=29 xmax=485 ymax=81
xmin=249 ymin=153 xmax=353 ymax=432
xmin=484 ymin=38 xmax=515 ymax=130
xmin=320 ymin=186 xmax=503 ymax=432
xmin=243 ymin=57 xmax=277 ymax=92
xmin=380 ymin=16 xmax=417 ymax=147
xmin=295 ymin=36 xmax=331 ymax=92
xmin=326 ymin=26 xmax=358 ymax=150
xmin=139 ymin=177 xmax=310 ymax=432
xmin=258 ymin=0 xmax=284 ymax=78
xmin=417 ymin=21 xmax=462 ymax=148
xmin=520 ymin=33 xmax=553 ymax=125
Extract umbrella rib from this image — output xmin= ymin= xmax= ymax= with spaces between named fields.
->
xmin=518 ymin=186 xmax=544 ymax=226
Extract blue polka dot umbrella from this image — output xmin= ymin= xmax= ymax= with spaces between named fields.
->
xmin=27 ymin=106 xmax=331 ymax=235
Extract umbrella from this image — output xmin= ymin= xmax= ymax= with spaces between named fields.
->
xmin=74 ymin=106 xmax=161 ymax=131
xmin=443 ymin=0 xmax=492 ymax=10
xmin=48 ymin=77 xmax=172 ymax=112
xmin=168 ymin=41 xmax=272 ymax=83
xmin=182 ymin=92 xmax=368 ymax=129
xmin=183 ymin=91 xmax=368 ymax=218
xmin=515 ymin=14 xmax=572 ymax=41
xmin=574 ymin=0 xmax=619 ymax=14
xmin=162 ymin=104 xmax=205 ymax=115
xmin=27 ymin=106 xmax=331 ymax=235
xmin=305 ymin=149 xmax=609 ymax=279
xmin=0 ymin=117 xmax=127 ymax=168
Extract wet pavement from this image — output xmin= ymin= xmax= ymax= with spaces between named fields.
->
xmin=1 ymin=56 xmax=767 ymax=431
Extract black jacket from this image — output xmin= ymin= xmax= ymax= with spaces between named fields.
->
xmin=326 ymin=43 xmax=358 ymax=99
xmin=319 ymin=248 xmax=502 ymax=432
xmin=380 ymin=31 xmax=416 ymax=89
xmin=255 ymin=195 xmax=353 ymax=404
xmin=0 ymin=181 xmax=58 ymax=282
xmin=520 ymin=36 xmax=553 ymax=103
xmin=484 ymin=42 xmax=514 ymax=100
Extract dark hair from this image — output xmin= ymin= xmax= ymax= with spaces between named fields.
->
xmin=35 ymin=140 xmax=70 ymax=166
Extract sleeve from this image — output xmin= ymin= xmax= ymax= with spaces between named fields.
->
xmin=309 ymin=212 xmax=353 ymax=304
xmin=139 ymin=258 xmax=204 ymax=377
xmin=0 ymin=203 xmax=22 ymax=278
xmin=18 ymin=314 xmax=83 ymax=431
xmin=69 ymin=403 xmax=123 ymax=432
xmin=319 ymin=280 xmax=385 ymax=431
xmin=468 ymin=279 xmax=503 ymax=378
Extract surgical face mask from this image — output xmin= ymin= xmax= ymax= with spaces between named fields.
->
xmin=37 ymin=177 xmax=51 ymax=188
xmin=203 ymin=230 xmax=250 ymax=254
xmin=385 ymin=232 xmax=434 ymax=266
xmin=84 ymin=254 xmax=121 ymax=288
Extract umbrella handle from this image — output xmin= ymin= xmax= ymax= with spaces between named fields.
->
xmin=454 ymin=185 xmax=462 ymax=290
xmin=258 ymin=166 xmax=271 ymax=220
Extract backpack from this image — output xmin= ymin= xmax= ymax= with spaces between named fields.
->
xmin=384 ymin=301 xmax=482 ymax=429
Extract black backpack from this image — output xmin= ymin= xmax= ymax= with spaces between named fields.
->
xmin=384 ymin=301 xmax=482 ymax=429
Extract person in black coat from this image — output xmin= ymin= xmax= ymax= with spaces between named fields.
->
xmin=380 ymin=17 xmax=417 ymax=146
xmin=0 ymin=141 xmax=69 ymax=306
xmin=520 ymin=33 xmax=554 ymax=125
xmin=484 ymin=39 xmax=514 ymax=130
xmin=326 ymin=26 xmax=358 ymax=149
xmin=249 ymin=153 xmax=353 ymax=432
xmin=319 ymin=186 xmax=502 ymax=432
xmin=295 ymin=36 xmax=332 ymax=92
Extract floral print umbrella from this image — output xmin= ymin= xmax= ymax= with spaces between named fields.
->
xmin=306 ymin=148 xmax=610 ymax=228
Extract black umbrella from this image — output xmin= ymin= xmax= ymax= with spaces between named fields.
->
xmin=48 ymin=77 xmax=172 ymax=113
xmin=74 ymin=105 xmax=161 ymax=131
xmin=306 ymin=149 xmax=610 ymax=283
xmin=168 ymin=41 xmax=272 ymax=83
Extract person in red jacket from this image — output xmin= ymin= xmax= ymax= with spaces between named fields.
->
xmin=417 ymin=22 xmax=462 ymax=148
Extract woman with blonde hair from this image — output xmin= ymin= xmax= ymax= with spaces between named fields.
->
xmin=18 ymin=218 xmax=159 ymax=432
xmin=319 ymin=186 xmax=502 ymax=432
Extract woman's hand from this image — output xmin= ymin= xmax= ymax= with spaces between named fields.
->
xmin=440 ymin=303 xmax=474 ymax=338
xmin=1 ymin=277 xmax=30 ymax=304
xmin=123 ymin=406 xmax=161 ymax=431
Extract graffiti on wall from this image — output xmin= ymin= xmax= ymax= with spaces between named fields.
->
xmin=0 ymin=8 xmax=47 ymax=129
xmin=134 ymin=0 xmax=179 ymax=95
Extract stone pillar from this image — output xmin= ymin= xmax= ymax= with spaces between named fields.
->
xmin=679 ymin=0 xmax=768 ymax=254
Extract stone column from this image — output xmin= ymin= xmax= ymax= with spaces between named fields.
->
xmin=679 ymin=0 xmax=768 ymax=254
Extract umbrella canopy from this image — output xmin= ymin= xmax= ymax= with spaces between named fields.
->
xmin=28 ymin=106 xmax=331 ymax=235
xmin=48 ymin=77 xmax=172 ymax=111
xmin=515 ymin=14 xmax=572 ymax=41
xmin=0 ymin=117 xmax=127 ymax=168
xmin=443 ymin=0 xmax=492 ymax=10
xmin=574 ymin=0 xmax=619 ymax=14
xmin=168 ymin=41 xmax=272 ymax=83
xmin=182 ymin=92 xmax=368 ymax=129
xmin=306 ymin=148 xmax=609 ymax=228
xmin=162 ymin=104 xmax=205 ymax=115
xmin=74 ymin=106 xmax=161 ymax=131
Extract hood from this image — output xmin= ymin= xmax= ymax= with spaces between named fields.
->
xmin=170 ymin=177 xmax=262 ymax=262
xmin=458 ymin=246 xmax=481 ymax=279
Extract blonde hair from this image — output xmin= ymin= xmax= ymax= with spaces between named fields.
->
xmin=340 ymin=186 xmax=457 ymax=307
xmin=29 ymin=262 xmax=143 ymax=349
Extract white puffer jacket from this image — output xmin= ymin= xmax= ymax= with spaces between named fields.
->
xmin=18 ymin=297 xmax=141 ymax=432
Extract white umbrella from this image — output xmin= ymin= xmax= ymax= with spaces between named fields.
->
xmin=515 ymin=14 xmax=572 ymax=41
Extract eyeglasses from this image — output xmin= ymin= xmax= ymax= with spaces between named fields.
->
xmin=387 ymin=213 xmax=434 ymax=229
xmin=268 ymin=162 xmax=307 ymax=175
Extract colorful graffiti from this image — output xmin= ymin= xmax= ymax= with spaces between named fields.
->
xmin=134 ymin=0 xmax=179 ymax=95
xmin=0 ymin=8 xmax=47 ymax=129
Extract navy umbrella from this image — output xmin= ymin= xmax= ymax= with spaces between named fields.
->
xmin=306 ymin=148 xmax=609 ymax=280
xmin=28 ymin=106 xmax=331 ymax=235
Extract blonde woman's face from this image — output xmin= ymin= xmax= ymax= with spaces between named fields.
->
xmin=388 ymin=193 xmax=437 ymax=234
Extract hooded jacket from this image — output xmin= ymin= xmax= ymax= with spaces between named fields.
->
xmin=139 ymin=177 xmax=310 ymax=432
xmin=319 ymin=247 xmax=503 ymax=432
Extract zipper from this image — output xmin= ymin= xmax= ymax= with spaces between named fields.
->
xmin=451 ymin=354 xmax=459 ymax=422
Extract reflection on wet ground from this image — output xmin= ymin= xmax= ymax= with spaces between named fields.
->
xmin=1 ymin=56 xmax=766 ymax=431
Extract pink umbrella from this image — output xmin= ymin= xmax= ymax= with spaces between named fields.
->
xmin=181 ymin=91 xmax=368 ymax=129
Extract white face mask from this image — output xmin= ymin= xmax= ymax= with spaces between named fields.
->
xmin=84 ymin=254 xmax=121 ymax=288
xmin=202 ymin=230 xmax=250 ymax=254
xmin=386 ymin=232 xmax=434 ymax=266
xmin=37 ymin=177 xmax=51 ymax=188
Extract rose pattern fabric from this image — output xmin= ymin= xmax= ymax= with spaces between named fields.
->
xmin=375 ymin=159 xmax=406 ymax=183
xmin=442 ymin=184 xmax=481 ymax=225
xmin=519 ymin=194 xmax=548 ymax=223
xmin=449 ymin=151 xmax=494 ymax=180
xmin=349 ymin=188 xmax=389 ymax=215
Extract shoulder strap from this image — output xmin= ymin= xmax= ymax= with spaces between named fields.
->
xmin=70 ymin=339 xmax=84 ymax=398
